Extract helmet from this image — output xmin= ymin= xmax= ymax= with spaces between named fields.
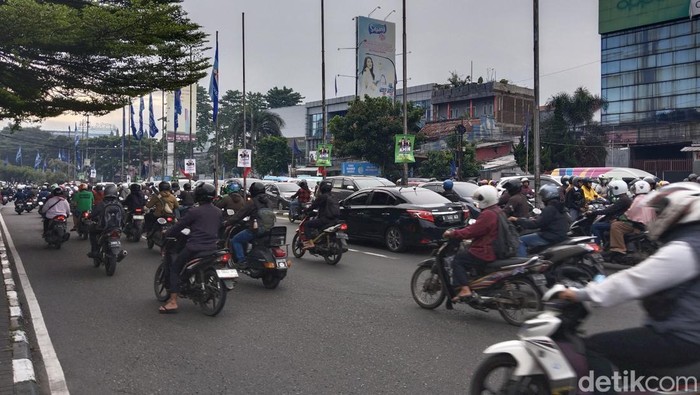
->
xmin=52 ymin=187 xmax=63 ymax=196
xmin=644 ymin=182 xmax=700 ymax=241
xmin=443 ymin=180 xmax=454 ymax=190
xmin=94 ymin=184 xmax=103 ymax=191
xmin=129 ymin=183 xmax=141 ymax=192
xmin=643 ymin=176 xmax=657 ymax=189
xmin=598 ymin=176 xmax=610 ymax=185
xmin=298 ymin=180 xmax=308 ymax=188
xmin=560 ymin=176 xmax=570 ymax=186
xmin=488 ymin=180 xmax=497 ymax=187
xmin=538 ymin=184 xmax=559 ymax=202
xmin=472 ymin=185 xmax=498 ymax=209
xmin=225 ymin=182 xmax=242 ymax=194
xmin=633 ymin=180 xmax=651 ymax=195
xmin=104 ymin=184 xmax=118 ymax=199
xmin=520 ymin=177 xmax=529 ymax=183
xmin=171 ymin=181 xmax=179 ymax=190
xmin=183 ymin=183 xmax=192 ymax=191
xmin=657 ymin=180 xmax=670 ymax=187
xmin=194 ymin=183 xmax=216 ymax=203
xmin=318 ymin=180 xmax=332 ymax=194
xmin=79 ymin=183 xmax=87 ymax=191
xmin=158 ymin=181 xmax=171 ymax=192
xmin=608 ymin=180 xmax=628 ymax=196
xmin=249 ymin=182 xmax=265 ymax=197
xmin=572 ymin=176 xmax=583 ymax=185
xmin=503 ymin=179 xmax=522 ymax=195
xmin=688 ymin=173 xmax=698 ymax=181
xmin=582 ymin=177 xmax=592 ymax=184
xmin=478 ymin=179 xmax=489 ymax=186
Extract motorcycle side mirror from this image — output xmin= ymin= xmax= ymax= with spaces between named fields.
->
xmin=226 ymin=209 xmax=235 ymax=216
xmin=468 ymin=219 xmax=476 ymax=225
xmin=181 ymin=228 xmax=191 ymax=236
xmin=532 ymin=208 xmax=542 ymax=215
xmin=156 ymin=217 xmax=168 ymax=225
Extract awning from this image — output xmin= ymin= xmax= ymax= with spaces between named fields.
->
xmin=680 ymin=144 xmax=700 ymax=152
xmin=550 ymin=167 xmax=655 ymax=180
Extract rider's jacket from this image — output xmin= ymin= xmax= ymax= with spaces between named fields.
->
xmin=165 ymin=202 xmax=222 ymax=251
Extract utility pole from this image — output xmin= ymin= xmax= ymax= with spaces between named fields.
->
xmin=401 ymin=0 xmax=408 ymax=186
xmin=533 ymin=0 xmax=542 ymax=206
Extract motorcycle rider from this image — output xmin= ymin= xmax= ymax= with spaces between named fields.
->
xmin=39 ymin=187 xmax=71 ymax=236
xmin=302 ymin=180 xmax=339 ymax=249
xmin=643 ymin=176 xmax=658 ymax=191
xmin=124 ymin=183 xmax=146 ymax=213
xmin=159 ymin=183 xmax=221 ymax=314
xmin=225 ymin=182 xmax=271 ymax=266
xmin=565 ymin=176 xmax=586 ymax=220
xmin=558 ymin=176 xmax=570 ymax=202
xmin=216 ymin=182 xmax=245 ymax=217
xmin=71 ymin=183 xmax=94 ymax=231
xmin=604 ymin=180 xmax=657 ymax=263
xmin=13 ymin=185 xmax=28 ymax=205
xmin=559 ymin=182 xmax=700 ymax=380
xmin=145 ymin=181 xmax=178 ymax=233
xmin=442 ymin=185 xmax=500 ymax=302
xmin=510 ymin=185 xmax=570 ymax=257
xmin=289 ymin=180 xmax=312 ymax=218
xmin=87 ymin=184 xmax=125 ymax=258
xmin=581 ymin=177 xmax=602 ymax=203
xmin=440 ymin=179 xmax=461 ymax=202
xmin=520 ymin=177 xmax=534 ymax=199
xmin=92 ymin=184 xmax=105 ymax=206
xmin=595 ymin=176 xmax=610 ymax=198
xmin=587 ymin=179 xmax=632 ymax=246
xmin=502 ymin=179 xmax=529 ymax=218
xmin=178 ymin=182 xmax=195 ymax=218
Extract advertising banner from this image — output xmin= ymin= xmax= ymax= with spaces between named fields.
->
xmin=237 ymin=149 xmax=252 ymax=168
xmin=184 ymin=158 xmax=196 ymax=175
xmin=394 ymin=134 xmax=415 ymax=163
xmin=166 ymin=83 xmax=198 ymax=139
xmin=356 ymin=16 xmax=396 ymax=99
xmin=316 ymin=144 xmax=332 ymax=167
xmin=341 ymin=162 xmax=380 ymax=176
xmin=599 ymin=0 xmax=688 ymax=34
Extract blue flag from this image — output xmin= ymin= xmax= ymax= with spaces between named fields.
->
xmin=130 ymin=102 xmax=140 ymax=140
xmin=450 ymin=160 xmax=457 ymax=177
xmin=15 ymin=146 xmax=21 ymax=165
xmin=174 ymin=89 xmax=182 ymax=132
xmin=149 ymin=93 xmax=159 ymax=138
xmin=209 ymin=37 xmax=219 ymax=124
xmin=139 ymin=96 xmax=145 ymax=139
xmin=523 ymin=112 xmax=532 ymax=146
xmin=293 ymin=139 xmax=303 ymax=157
xmin=34 ymin=152 xmax=41 ymax=169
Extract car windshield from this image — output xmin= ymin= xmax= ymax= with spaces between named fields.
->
xmin=354 ymin=178 xmax=396 ymax=189
xmin=452 ymin=183 xmax=479 ymax=197
xmin=276 ymin=184 xmax=299 ymax=192
xmin=399 ymin=188 xmax=450 ymax=204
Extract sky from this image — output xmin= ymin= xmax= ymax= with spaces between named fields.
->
xmin=38 ymin=0 xmax=601 ymax=133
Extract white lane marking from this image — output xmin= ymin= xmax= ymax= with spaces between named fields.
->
xmin=347 ymin=248 xmax=397 ymax=260
xmin=0 ymin=213 xmax=70 ymax=394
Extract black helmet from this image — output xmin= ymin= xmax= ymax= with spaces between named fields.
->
xmin=582 ymin=177 xmax=592 ymax=184
xmin=688 ymin=173 xmax=698 ymax=181
xmin=183 ymin=183 xmax=192 ymax=191
xmin=158 ymin=181 xmax=171 ymax=192
xmin=52 ymin=187 xmax=63 ymax=196
xmin=572 ymin=176 xmax=582 ymax=185
xmin=538 ymin=184 xmax=559 ymax=202
xmin=643 ymin=176 xmax=657 ymax=188
xmin=171 ymin=181 xmax=179 ymax=190
xmin=319 ymin=180 xmax=332 ymax=194
xmin=298 ymin=180 xmax=308 ymax=188
xmin=504 ymin=179 xmax=522 ymax=195
xmin=94 ymin=184 xmax=104 ymax=191
xmin=129 ymin=183 xmax=141 ymax=192
xmin=249 ymin=182 xmax=265 ymax=197
xmin=560 ymin=175 xmax=570 ymax=186
xmin=194 ymin=183 xmax=216 ymax=203
xmin=104 ymin=184 xmax=118 ymax=199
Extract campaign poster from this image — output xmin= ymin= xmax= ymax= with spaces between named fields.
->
xmin=394 ymin=134 xmax=415 ymax=163
xmin=356 ymin=16 xmax=396 ymax=99
xmin=316 ymin=144 xmax=332 ymax=167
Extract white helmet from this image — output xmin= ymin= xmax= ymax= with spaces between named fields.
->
xmin=645 ymin=182 xmax=700 ymax=241
xmin=520 ymin=177 xmax=529 ymax=183
xmin=633 ymin=180 xmax=651 ymax=195
xmin=472 ymin=185 xmax=498 ymax=209
xmin=609 ymin=180 xmax=628 ymax=196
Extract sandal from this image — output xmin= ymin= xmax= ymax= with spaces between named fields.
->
xmin=451 ymin=293 xmax=474 ymax=303
xmin=158 ymin=305 xmax=179 ymax=314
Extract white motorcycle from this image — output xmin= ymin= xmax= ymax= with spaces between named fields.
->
xmin=470 ymin=284 xmax=700 ymax=395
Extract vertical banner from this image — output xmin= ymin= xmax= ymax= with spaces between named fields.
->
xmin=356 ymin=16 xmax=396 ymax=99
xmin=316 ymin=144 xmax=333 ymax=167
xmin=237 ymin=149 xmax=252 ymax=168
xmin=166 ymin=83 xmax=198 ymax=142
xmin=394 ymin=134 xmax=416 ymax=163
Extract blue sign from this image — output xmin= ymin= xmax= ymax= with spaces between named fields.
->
xmin=341 ymin=162 xmax=380 ymax=176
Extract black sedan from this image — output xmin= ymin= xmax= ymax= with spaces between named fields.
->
xmin=339 ymin=186 xmax=467 ymax=252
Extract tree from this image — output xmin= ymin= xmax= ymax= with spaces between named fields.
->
xmin=447 ymin=71 xmax=469 ymax=87
xmin=0 ymin=0 xmax=209 ymax=122
xmin=328 ymin=96 xmax=424 ymax=176
xmin=419 ymin=151 xmax=453 ymax=180
xmin=217 ymin=89 xmax=284 ymax=150
xmin=195 ymin=85 xmax=213 ymax=151
xmin=265 ymin=86 xmax=304 ymax=108
xmin=253 ymin=136 xmax=290 ymax=177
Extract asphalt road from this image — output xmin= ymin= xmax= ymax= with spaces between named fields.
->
xmin=1 ymin=206 xmax=644 ymax=394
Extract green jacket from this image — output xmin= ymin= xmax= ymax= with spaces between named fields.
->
xmin=74 ymin=190 xmax=94 ymax=212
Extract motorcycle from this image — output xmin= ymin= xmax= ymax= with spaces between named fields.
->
xmin=1 ymin=195 xmax=8 ymax=205
xmin=288 ymin=200 xmax=311 ymax=223
xmin=470 ymin=284 xmax=700 ymax=394
xmin=220 ymin=222 xmax=290 ymax=289
xmin=291 ymin=215 xmax=349 ymax=265
xmin=154 ymin=233 xmax=237 ymax=316
xmin=527 ymin=235 xmax=606 ymax=287
xmin=146 ymin=214 xmax=175 ymax=250
xmin=14 ymin=201 xmax=26 ymax=215
xmin=410 ymin=237 xmax=550 ymax=326
xmin=77 ymin=211 xmax=91 ymax=240
xmin=43 ymin=215 xmax=70 ymax=249
xmin=124 ymin=207 xmax=145 ymax=242
xmin=91 ymin=225 xmax=127 ymax=276
xmin=24 ymin=199 xmax=36 ymax=213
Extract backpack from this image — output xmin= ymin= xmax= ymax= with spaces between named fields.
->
xmin=493 ymin=211 xmax=520 ymax=259
xmin=256 ymin=207 xmax=277 ymax=233
xmin=101 ymin=202 xmax=123 ymax=230
xmin=159 ymin=195 xmax=173 ymax=214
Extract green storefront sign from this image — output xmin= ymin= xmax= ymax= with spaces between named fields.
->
xmin=600 ymin=0 xmax=690 ymax=34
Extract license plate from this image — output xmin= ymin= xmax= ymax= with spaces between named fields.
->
xmin=443 ymin=214 xmax=459 ymax=222
xmin=216 ymin=269 xmax=239 ymax=279
xmin=531 ymin=274 xmax=547 ymax=286
xmin=336 ymin=233 xmax=348 ymax=239
xmin=132 ymin=215 xmax=144 ymax=220
xmin=276 ymin=259 xmax=288 ymax=269
xmin=109 ymin=241 xmax=120 ymax=247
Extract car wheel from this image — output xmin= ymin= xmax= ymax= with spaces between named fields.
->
xmin=385 ymin=226 xmax=406 ymax=252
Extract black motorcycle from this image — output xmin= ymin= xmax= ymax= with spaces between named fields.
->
xmin=154 ymin=235 xmax=236 ymax=316
xmin=92 ymin=226 xmax=127 ymax=276
xmin=220 ymin=222 xmax=290 ymax=289
xmin=14 ymin=201 xmax=26 ymax=215
xmin=291 ymin=216 xmax=349 ymax=265
xmin=77 ymin=211 xmax=91 ymax=240
xmin=124 ymin=207 xmax=145 ymax=242
xmin=146 ymin=214 xmax=175 ymax=249
xmin=43 ymin=215 xmax=70 ymax=249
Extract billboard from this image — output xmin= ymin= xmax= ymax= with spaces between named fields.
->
xmin=599 ymin=0 xmax=689 ymax=34
xmin=166 ymin=83 xmax=198 ymax=141
xmin=356 ymin=16 xmax=396 ymax=99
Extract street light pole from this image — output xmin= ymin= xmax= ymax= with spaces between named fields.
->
xmin=401 ymin=0 xmax=408 ymax=186
xmin=533 ymin=0 xmax=542 ymax=205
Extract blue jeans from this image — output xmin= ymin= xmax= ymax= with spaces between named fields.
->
xmin=517 ymin=233 xmax=551 ymax=257
xmin=231 ymin=229 xmax=254 ymax=262
xmin=591 ymin=222 xmax=611 ymax=246
xmin=289 ymin=200 xmax=299 ymax=217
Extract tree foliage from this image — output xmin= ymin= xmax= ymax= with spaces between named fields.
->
xmin=264 ymin=86 xmax=304 ymax=108
xmin=253 ymin=136 xmax=291 ymax=177
xmin=328 ymin=96 xmax=424 ymax=177
xmin=0 ymin=0 xmax=209 ymax=122
xmin=447 ymin=71 xmax=470 ymax=87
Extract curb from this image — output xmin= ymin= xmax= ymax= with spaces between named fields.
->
xmin=1 ymin=241 xmax=40 ymax=394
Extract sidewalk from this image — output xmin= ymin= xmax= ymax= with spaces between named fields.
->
xmin=0 ymin=286 xmax=13 ymax=394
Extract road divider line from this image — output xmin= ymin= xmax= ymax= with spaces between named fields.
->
xmin=0 ymin=212 xmax=70 ymax=394
xmin=347 ymin=249 xmax=397 ymax=260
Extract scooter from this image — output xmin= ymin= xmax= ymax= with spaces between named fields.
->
xmin=43 ymin=215 xmax=70 ymax=249
xmin=91 ymin=225 xmax=127 ymax=276
xmin=77 ymin=211 xmax=91 ymax=240
xmin=146 ymin=214 xmax=176 ymax=250
xmin=124 ymin=207 xmax=145 ymax=242
xmin=291 ymin=215 xmax=348 ymax=265
xmin=470 ymin=284 xmax=700 ymax=394
xmin=14 ymin=201 xmax=25 ymax=215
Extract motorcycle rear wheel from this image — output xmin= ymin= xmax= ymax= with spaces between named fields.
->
xmin=323 ymin=241 xmax=342 ymax=265
xmin=147 ymin=237 xmax=155 ymax=249
xmin=105 ymin=255 xmax=117 ymax=276
xmin=92 ymin=254 xmax=101 ymax=268
xmin=291 ymin=234 xmax=305 ymax=258
xmin=153 ymin=263 xmax=169 ymax=302
xmin=497 ymin=278 xmax=543 ymax=326
xmin=469 ymin=353 xmax=549 ymax=395
xmin=410 ymin=266 xmax=446 ymax=309
xmin=198 ymin=269 xmax=227 ymax=316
